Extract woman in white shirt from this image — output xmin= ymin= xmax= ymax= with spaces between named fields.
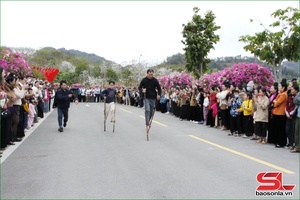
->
xmin=216 ymin=83 xmax=230 ymax=130
xmin=7 ymin=74 xmax=26 ymax=142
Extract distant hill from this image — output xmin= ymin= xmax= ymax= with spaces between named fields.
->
xmin=282 ymin=60 xmax=299 ymax=71
xmin=158 ymin=53 xmax=298 ymax=79
xmin=57 ymin=48 xmax=113 ymax=65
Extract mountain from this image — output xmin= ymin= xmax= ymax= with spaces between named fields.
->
xmin=158 ymin=53 xmax=298 ymax=78
xmin=57 ymin=48 xmax=114 ymax=65
xmin=282 ymin=60 xmax=299 ymax=71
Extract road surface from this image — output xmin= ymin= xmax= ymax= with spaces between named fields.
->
xmin=1 ymin=102 xmax=299 ymax=199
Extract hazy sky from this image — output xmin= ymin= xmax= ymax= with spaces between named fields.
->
xmin=1 ymin=1 xmax=298 ymax=66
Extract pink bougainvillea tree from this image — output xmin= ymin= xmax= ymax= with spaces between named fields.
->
xmin=199 ymin=63 xmax=274 ymax=89
xmin=0 ymin=48 xmax=32 ymax=76
xmin=158 ymin=72 xmax=195 ymax=89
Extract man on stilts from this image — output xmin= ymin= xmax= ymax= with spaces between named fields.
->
xmin=138 ymin=69 xmax=162 ymax=139
xmin=102 ymin=81 xmax=117 ymax=131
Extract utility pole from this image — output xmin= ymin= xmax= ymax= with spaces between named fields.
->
xmin=138 ymin=54 xmax=142 ymax=85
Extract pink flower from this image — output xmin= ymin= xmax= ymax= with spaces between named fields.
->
xmin=199 ymin=62 xmax=274 ymax=89
xmin=158 ymin=72 xmax=195 ymax=89
xmin=0 ymin=48 xmax=32 ymax=76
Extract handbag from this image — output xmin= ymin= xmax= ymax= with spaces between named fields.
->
xmin=23 ymin=102 xmax=30 ymax=113
xmin=0 ymin=98 xmax=5 ymax=108
xmin=220 ymin=104 xmax=227 ymax=110
xmin=1 ymin=109 xmax=11 ymax=119
xmin=0 ymin=95 xmax=7 ymax=110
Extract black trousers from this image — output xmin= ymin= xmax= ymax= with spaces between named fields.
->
xmin=221 ymin=109 xmax=230 ymax=129
xmin=37 ymin=101 xmax=44 ymax=118
xmin=1 ymin=111 xmax=13 ymax=148
xmin=267 ymin=110 xmax=276 ymax=144
xmin=273 ymin=115 xmax=287 ymax=146
xmin=206 ymin=109 xmax=215 ymax=127
xmin=160 ymin=102 xmax=167 ymax=113
xmin=243 ymin=115 xmax=254 ymax=136
xmin=180 ymin=105 xmax=189 ymax=120
xmin=255 ymin=122 xmax=268 ymax=137
xmin=189 ymin=106 xmax=198 ymax=121
xmin=230 ymin=115 xmax=242 ymax=134
xmin=17 ymin=106 xmax=25 ymax=138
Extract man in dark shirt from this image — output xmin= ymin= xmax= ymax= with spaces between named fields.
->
xmin=56 ymin=80 xmax=78 ymax=132
xmin=138 ymin=69 xmax=162 ymax=131
xmin=102 ymin=81 xmax=117 ymax=122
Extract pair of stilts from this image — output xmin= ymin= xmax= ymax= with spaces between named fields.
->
xmin=144 ymin=93 xmax=157 ymax=141
xmin=103 ymin=94 xmax=157 ymax=141
xmin=145 ymin=101 xmax=156 ymax=141
xmin=103 ymin=96 xmax=116 ymax=133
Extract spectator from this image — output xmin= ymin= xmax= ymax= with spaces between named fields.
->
xmin=253 ymin=88 xmax=269 ymax=143
xmin=267 ymin=84 xmax=278 ymax=144
xmin=229 ymin=90 xmax=242 ymax=136
xmin=291 ymin=85 xmax=300 ymax=153
xmin=285 ymin=82 xmax=298 ymax=148
xmin=273 ymin=81 xmax=288 ymax=148
xmin=237 ymin=92 xmax=254 ymax=138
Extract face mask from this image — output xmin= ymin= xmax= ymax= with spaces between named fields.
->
xmin=247 ymin=86 xmax=251 ymax=91
xmin=234 ymin=94 xmax=239 ymax=98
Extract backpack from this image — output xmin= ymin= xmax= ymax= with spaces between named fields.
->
xmin=52 ymin=90 xmax=58 ymax=108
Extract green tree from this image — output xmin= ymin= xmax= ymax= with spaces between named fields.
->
xmin=239 ymin=7 xmax=299 ymax=81
xmin=55 ymin=71 xmax=79 ymax=84
xmin=106 ymin=68 xmax=118 ymax=82
xmin=181 ymin=7 xmax=221 ymax=79
xmin=120 ymin=68 xmax=132 ymax=86
xmin=165 ymin=53 xmax=186 ymax=65
xmin=69 ymin=57 xmax=89 ymax=75
xmin=28 ymin=48 xmax=65 ymax=66
xmin=89 ymin=64 xmax=102 ymax=78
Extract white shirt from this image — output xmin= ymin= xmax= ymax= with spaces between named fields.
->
xmin=203 ymin=97 xmax=209 ymax=107
xmin=13 ymin=87 xmax=26 ymax=106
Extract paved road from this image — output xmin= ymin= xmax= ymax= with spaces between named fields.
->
xmin=1 ymin=102 xmax=299 ymax=199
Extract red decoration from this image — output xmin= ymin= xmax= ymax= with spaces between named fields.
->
xmin=31 ymin=66 xmax=60 ymax=82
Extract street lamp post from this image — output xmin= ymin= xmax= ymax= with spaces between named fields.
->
xmin=138 ymin=54 xmax=142 ymax=85
xmin=139 ymin=54 xmax=142 ymax=67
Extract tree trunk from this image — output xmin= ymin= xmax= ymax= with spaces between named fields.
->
xmin=199 ymin=62 xmax=203 ymax=78
xmin=272 ymin=61 xmax=278 ymax=82
xmin=278 ymin=60 xmax=283 ymax=82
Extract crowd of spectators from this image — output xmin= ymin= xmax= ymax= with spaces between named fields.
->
xmin=1 ymin=69 xmax=299 ymax=156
